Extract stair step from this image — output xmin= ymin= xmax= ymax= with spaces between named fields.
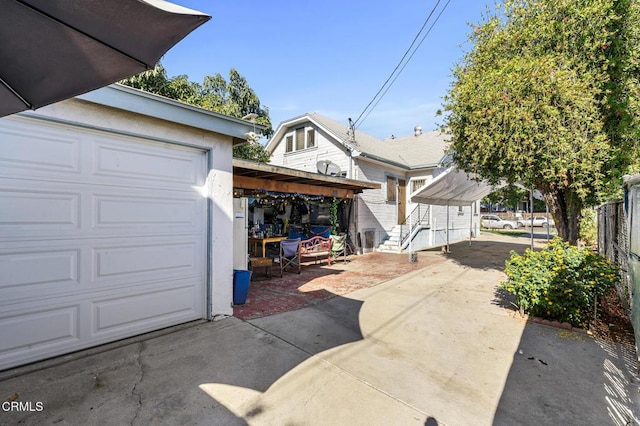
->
xmin=376 ymin=246 xmax=402 ymax=253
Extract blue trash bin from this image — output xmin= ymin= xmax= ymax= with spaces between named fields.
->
xmin=233 ymin=269 xmax=252 ymax=305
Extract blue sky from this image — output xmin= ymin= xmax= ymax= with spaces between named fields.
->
xmin=163 ymin=1 xmax=492 ymax=140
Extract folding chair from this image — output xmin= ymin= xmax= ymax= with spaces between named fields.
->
xmin=331 ymin=233 xmax=348 ymax=263
xmin=279 ymin=238 xmax=301 ymax=276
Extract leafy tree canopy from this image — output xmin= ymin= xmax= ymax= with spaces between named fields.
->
xmin=482 ymin=185 xmax=542 ymax=211
xmin=121 ymin=63 xmax=272 ymax=162
xmin=443 ymin=0 xmax=640 ymax=244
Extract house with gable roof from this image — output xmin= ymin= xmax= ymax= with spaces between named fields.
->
xmin=265 ymin=112 xmax=482 ymax=252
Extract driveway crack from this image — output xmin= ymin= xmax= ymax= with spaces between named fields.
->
xmin=130 ymin=341 xmax=146 ymax=426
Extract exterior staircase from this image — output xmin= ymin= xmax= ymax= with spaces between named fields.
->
xmin=376 ymin=204 xmax=430 ymax=253
xmin=377 ymin=225 xmax=403 ymax=253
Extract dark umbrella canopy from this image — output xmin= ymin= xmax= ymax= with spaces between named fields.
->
xmin=0 ymin=0 xmax=210 ymax=117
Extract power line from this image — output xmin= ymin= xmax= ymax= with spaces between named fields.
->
xmin=356 ymin=0 xmax=452 ymax=129
xmin=352 ymin=0 xmax=451 ymax=130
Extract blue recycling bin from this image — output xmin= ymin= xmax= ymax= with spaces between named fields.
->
xmin=233 ymin=270 xmax=252 ymax=305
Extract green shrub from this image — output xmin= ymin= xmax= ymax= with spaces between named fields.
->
xmin=500 ymin=238 xmax=618 ymax=328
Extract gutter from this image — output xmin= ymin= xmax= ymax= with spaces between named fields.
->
xmin=76 ymin=84 xmax=266 ymax=141
xmin=355 ymin=151 xmax=409 ymax=170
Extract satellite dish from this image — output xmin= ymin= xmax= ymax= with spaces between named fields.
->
xmin=317 ymin=160 xmax=341 ymax=176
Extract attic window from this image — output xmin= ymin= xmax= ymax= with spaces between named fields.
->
xmin=285 ymin=127 xmax=316 ymax=153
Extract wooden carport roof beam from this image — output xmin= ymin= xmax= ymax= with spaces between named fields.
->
xmin=234 ymin=175 xmax=355 ymax=198
xmin=232 ymin=158 xmax=380 ymax=199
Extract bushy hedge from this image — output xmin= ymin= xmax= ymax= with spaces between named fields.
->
xmin=500 ymin=238 xmax=618 ymax=328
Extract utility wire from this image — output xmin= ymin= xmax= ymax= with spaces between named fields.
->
xmin=352 ymin=0 xmax=451 ymax=130
xmin=356 ymin=0 xmax=452 ymax=129
xmin=352 ymin=0 xmax=442 ymax=128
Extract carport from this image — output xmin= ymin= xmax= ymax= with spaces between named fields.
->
xmin=410 ymin=166 xmax=502 ymax=251
xmin=233 ymin=159 xmax=379 ymax=199
xmin=231 ymin=159 xmax=380 ymax=267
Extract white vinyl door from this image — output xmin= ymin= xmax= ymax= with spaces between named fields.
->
xmin=0 ymin=117 xmax=208 ymax=370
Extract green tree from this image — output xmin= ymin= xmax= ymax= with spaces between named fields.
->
xmin=121 ymin=64 xmax=272 ymax=162
xmin=484 ymin=185 xmax=530 ymax=211
xmin=119 ymin=63 xmax=175 ymax=98
xmin=443 ymin=0 xmax=640 ymax=244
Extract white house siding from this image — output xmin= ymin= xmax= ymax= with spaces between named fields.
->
xmin=406 ymin=171 xmax=435 ymax=217
xmin=267 ymin=114 xmax=482 ymax=252
xmin=0 ymin=96 xmax=236 ymax=370
xmin=429 ymin=203 xmax=480 ymax=247
xmin=354 ymin=159 xmax=405 ymax=247
xmin=269 ymin=124 xmax=351 ymax=176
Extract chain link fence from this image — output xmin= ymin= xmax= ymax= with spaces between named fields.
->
xmin=597 ymin=200 xmax=632 ymax=315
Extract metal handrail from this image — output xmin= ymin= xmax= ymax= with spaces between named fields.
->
xmin=399 ymin=204 xmax=429 ymax=246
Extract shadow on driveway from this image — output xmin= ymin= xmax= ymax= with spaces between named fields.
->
xmin=494 ymin=322 xmax=639 ymax=425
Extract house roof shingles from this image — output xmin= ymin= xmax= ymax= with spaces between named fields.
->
xmin=277 ymin=112 xmax=450 ymax=170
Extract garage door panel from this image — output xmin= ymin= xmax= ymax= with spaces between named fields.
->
xmin=94 ymin=241 xmax=199 ymax=280
xmin=0 ymin=187 xmax=80 ymax=230
xmin=0 ymin=120 xmax=81 ymax=177
xmin=94 ymin=194 xmax=200 ymax=228
xmin=2 ymin=238 xmax=202 ymax=303
xmin=92 ymin=137 xmax=203 ymax=187
xmin=1 ymin=180 xmax=204 ymax=239
xmin=0 ymin=248 xmax=79 ymax=289
xmin=93 ymin=284 xmax=199 ymax=334
xmin=0 ymin=306 xmax=80 ymax=356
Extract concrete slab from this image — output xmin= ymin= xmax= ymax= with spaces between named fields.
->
xmin=1 ymin=233 xmax=638 ymax=425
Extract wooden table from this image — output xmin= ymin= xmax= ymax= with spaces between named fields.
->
xmin=248 ymin=236 xmax=287 ymax=257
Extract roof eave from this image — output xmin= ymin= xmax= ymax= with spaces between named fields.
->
xmin=75 ymin=84 xmax=264 ymax=140
xmin=356 ymin=152 xmax=409 ymax=170
xmin=266 ymin=113 xmax=356 ymax=154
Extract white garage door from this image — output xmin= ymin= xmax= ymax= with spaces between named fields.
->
xmin=0 ymin=118 xmax=208 ymax=370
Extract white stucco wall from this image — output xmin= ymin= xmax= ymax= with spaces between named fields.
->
xmin=29 ymin=98 xmax=237 ymax=317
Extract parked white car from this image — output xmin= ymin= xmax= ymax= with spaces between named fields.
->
xmin=517 ymin=216 xmax=554 ymax=228
xmin=481 ymin=214 xmax=520 ymax=229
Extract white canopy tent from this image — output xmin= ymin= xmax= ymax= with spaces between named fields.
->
xmin=410 ymin=166 xmax=504 ymax=251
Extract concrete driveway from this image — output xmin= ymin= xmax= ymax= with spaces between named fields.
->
xmin=1 ymin=233 xmax=638 ymax=425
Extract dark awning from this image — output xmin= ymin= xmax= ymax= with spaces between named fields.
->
xmin=0 ymin=0 xmax=210 ymax=117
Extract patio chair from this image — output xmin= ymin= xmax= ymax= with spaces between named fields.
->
xmin=279 ymin=238 xmax=301 ymax=276
xmin=331 ymin=233 xmax=348 ymax=263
